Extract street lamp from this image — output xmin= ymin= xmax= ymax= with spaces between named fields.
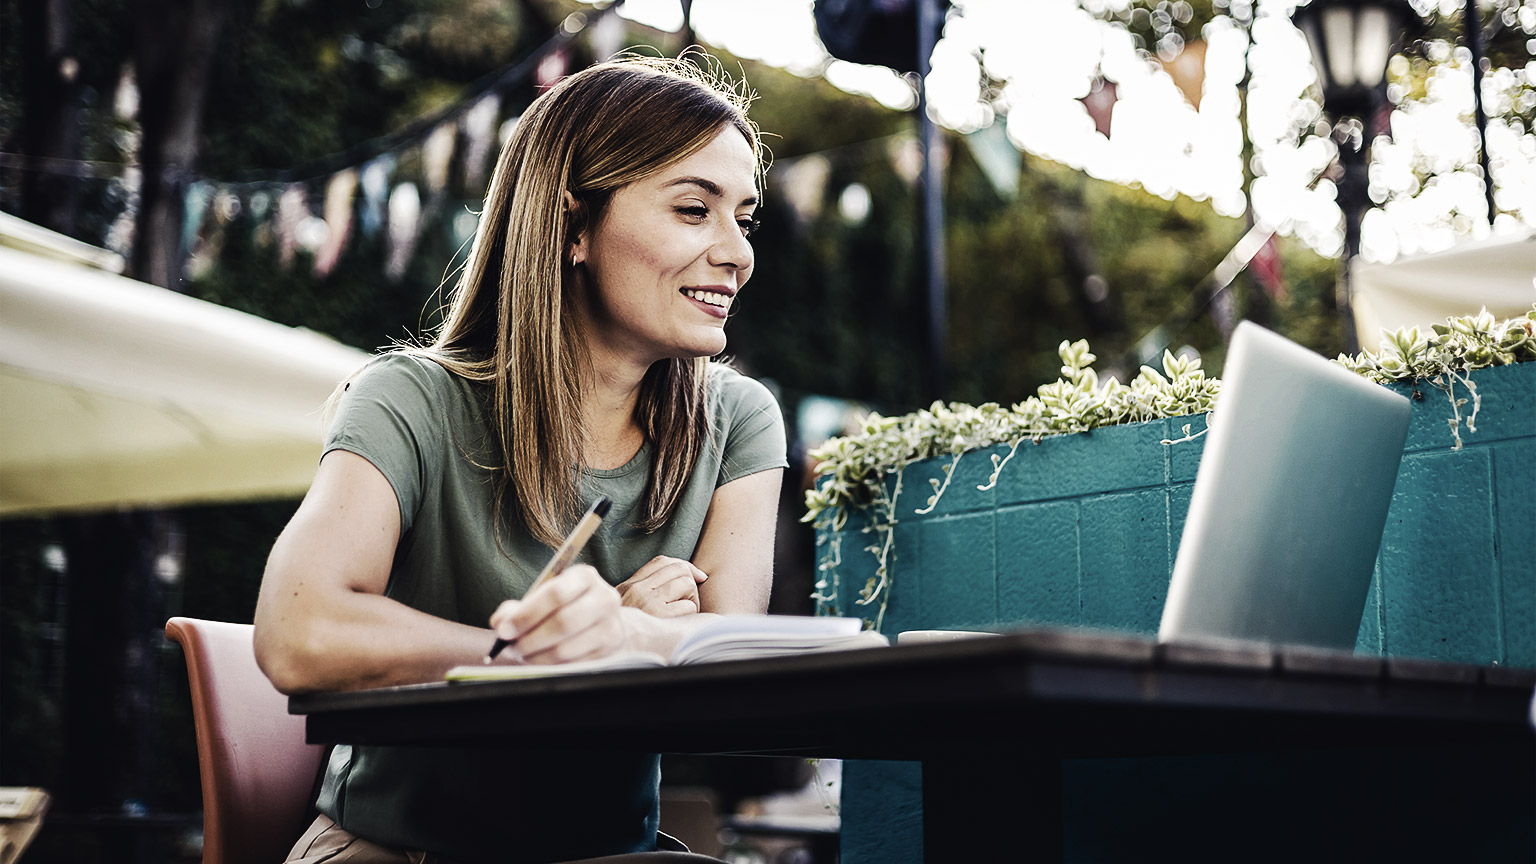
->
xmin=1292 ymin=0 xmax=1417 ymax=118
xmin=1290 ymin=0 xmax=1418 ymax=351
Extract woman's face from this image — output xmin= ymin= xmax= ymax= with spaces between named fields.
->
xmin=571 ymin=124 xmax=759 ymax=367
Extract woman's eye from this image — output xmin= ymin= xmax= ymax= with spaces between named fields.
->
xmin=738 ymin=218 xmax=761 ymax=238
xmin=676 ymin=206 xmax=709 ymax=222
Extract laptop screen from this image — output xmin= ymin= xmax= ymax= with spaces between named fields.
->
xmin=1158 ymin=322 xmax=1411 ymax=651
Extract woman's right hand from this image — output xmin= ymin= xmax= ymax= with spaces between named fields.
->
xmin=614 ymin=556 xmax=708 ymax=618
xmin=489 ymin=565 xmax=632 ymax=663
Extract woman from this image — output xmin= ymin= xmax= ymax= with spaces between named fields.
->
xmin=253 ymin=55 xmax=786 ymax=863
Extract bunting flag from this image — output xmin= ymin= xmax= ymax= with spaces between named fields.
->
xmin=295 ymin=208 xmax=329 ymax=255
xmin=1158 ymin=39 xmax=1207 ymax=112
xmin=536 ymin=45 xmax=572 ymax=91
xmin=181 ymin=181 xmax=213 ymax=260
xmin=359 ymin=155 xmax=395 ymax=239
xmin=386 ymin=182 xmax=422 ymax=281
xmin=591 ymin=11 xmax=626 ymax=62
xmin=105 ymin=166 xmax=142 ymax=259
xmin=1249 ymin=234 xmax=1286 ymax=300
xmin=314 ymin=169 xmax=358 ymax=277
xmin=461 ymin=95 xmax=501 ymax=190
xmin=421 ymin=124 xmax=458 ymax=200
xmin=964 ymin=121 xmax=1020 ymax=201
xmin=184 ymin=186 xmax=240 ymax=281
xmin=276 ymin=185 xmax=308 ymax=267
xmin=888 ymin=136 xmax=924 ymax=185
xmin=1081 ymin=78 xmax=1118 ymax=139
xmin=777 ymin=154 xmax=831 ymax=227
xmin=248 ymin=189 xmax=273 ymax=251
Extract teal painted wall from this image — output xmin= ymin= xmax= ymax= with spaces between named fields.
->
xmin=817 ymin=361 xmax=1535 ymax=863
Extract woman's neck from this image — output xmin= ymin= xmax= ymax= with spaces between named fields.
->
xmin=579 ymin=345 xmax=649 ymax=471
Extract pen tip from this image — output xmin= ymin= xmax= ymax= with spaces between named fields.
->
xmin=482 ymin=655 xmax=493 ymax=665
xmin=594 ymin=497 xmax=612 ymax=518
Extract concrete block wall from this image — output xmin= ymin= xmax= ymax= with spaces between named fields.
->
xmin=815 ymin=361 xmax=1535 ymax=863
xmin=818 ymin=360 xmax=1535 ymax=665
xmin=1366 ymin=363 xmax=1536 ymax=666
xmin=818 ymin=419 xmax=1205 ymax=637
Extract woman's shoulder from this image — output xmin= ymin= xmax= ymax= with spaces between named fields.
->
xmin=706 ymin=361 xmax=780 ymax=415
xmin=354 ymin=349 xmax=452 ymax=380
xmin=347 ymin=350 xmax=465 ymax=397
xmin=329 ymin=350 xmax=489 ymax=453
xmin=336 ymin=351 xmax=488 ymax=429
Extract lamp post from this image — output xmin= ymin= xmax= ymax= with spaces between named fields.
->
xmin=813 ymin=0 xmax=951 ymax=402
xmin=1290 ymin=0 xmax=1417 ymax=352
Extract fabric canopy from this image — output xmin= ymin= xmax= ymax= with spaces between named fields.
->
xmin=1351 ymin=229 xmax=1536 ymax=350
xmin=0 ymin=217 xmax=372 ymax=517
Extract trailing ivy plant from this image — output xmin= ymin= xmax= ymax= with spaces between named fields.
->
xmin=1335 ymin=305 xmax=1536 ymax=449
xmin=805 ymin=304 xmax=1536 ymax=627
xmin=804 ymin=339 xmax=1220 ymax=626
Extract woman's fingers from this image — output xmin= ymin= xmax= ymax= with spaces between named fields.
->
xmin=657 ymin=596 xmax=699 ymax=617
xmin=517 ymin=605 xmax=627 ymax=663
xmin=623 ymin=556 xmax=707 ymax=588
xmin=489 ymin=565 xmax=627 ymax=663
xmin=616 ymin=557 xmax=708 ymax=617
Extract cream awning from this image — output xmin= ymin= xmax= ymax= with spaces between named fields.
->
xmin=1352 ymin=229 xmax=1536 ymax=350
xmin=0 ymin=217 xmax=372 ymax=517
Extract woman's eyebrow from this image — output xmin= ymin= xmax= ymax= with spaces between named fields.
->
xmin=665 ymin=176 xmax=758 ymax=208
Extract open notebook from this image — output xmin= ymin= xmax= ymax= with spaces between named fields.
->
xmin=447 ymin=615 xmax=888 ymax=681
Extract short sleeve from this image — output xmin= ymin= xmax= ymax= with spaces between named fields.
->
xmin=324 ymin=353 xmax=449 ymax=535
xmin=710 ymin=365 xmax=789 ymax=487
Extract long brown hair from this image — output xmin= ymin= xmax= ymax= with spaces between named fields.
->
xmin=422 ymin=55 xmax=762 ymax=547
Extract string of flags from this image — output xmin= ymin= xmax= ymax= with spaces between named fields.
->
xmin=159 ymin=9 xmax=609 ymax=285
xmin=73 ymin=5 xmax=1244 ymax=292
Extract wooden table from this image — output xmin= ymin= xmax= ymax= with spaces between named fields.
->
xmin=291 ymin=629 xmax=1536 ymax=862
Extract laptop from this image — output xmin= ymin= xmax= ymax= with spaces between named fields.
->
xmin=1157 ymin=321 xmax=1412 ymax=651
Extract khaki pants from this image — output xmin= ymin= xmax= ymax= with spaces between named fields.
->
xmin=287 ymin=814 xmax=448 ymax=864
xmin=286 ymin=813 xmax=713 ymax=864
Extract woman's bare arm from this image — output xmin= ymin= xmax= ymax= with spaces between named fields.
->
xmin=691 ymin=467 xmax=783 ymax=615
xmin=253 ymin=450 xmax=502 ymax=694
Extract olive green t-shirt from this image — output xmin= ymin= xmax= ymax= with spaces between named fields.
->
xmin=315 ymin=352 xmax=787 ymax=863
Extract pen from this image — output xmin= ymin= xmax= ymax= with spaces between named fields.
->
xmin=484 ymin=496 xmax=612 ymax=663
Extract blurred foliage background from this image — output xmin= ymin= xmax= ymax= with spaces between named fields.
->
xmin=2 ymin=0 xmax=1528 ymax=860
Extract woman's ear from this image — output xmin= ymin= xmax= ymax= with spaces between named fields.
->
xmin=564 ymin=190 xmax=587 ymax=266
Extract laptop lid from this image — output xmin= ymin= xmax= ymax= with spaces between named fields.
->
xmin=1157 ymin=322 xmax=1412 ymax=651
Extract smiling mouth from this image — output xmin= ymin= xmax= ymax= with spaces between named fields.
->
xmin=682 ymin=288 xmax=731 ymax=309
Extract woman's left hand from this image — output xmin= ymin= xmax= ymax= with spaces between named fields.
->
xmin=615 ymin=556 xmax=709 ymax=618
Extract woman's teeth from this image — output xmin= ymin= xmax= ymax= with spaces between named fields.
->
xmin=684 ymin=289 xmax=729 ymax=308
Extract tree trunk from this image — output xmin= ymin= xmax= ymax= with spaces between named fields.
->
xmin=131 ymin=0 xmax=228 ymax=289
xmin=14 ymin=0 xmax=84 ymax=236
xmin=1044 ymin=172 xmax=1122 ymax=339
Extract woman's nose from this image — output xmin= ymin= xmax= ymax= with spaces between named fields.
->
xmin=708 ymin=225 xmax=753 ymax=273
